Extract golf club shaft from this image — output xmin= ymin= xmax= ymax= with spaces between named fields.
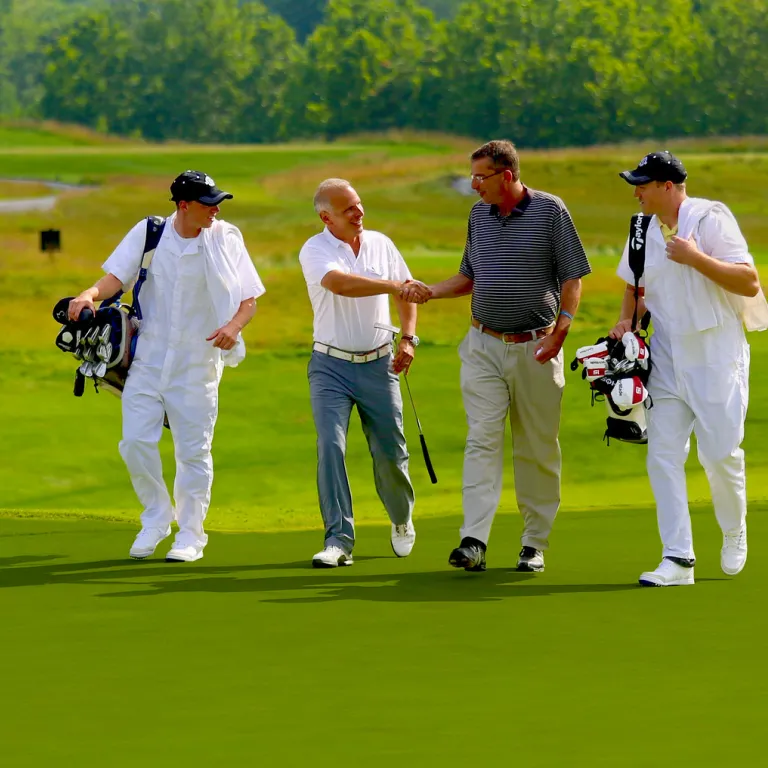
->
xmin=404 ymin=373 xmax=437 ymax=484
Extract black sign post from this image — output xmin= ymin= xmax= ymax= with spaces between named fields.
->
xmin=40 ymin=229 xmax=61 ymax=255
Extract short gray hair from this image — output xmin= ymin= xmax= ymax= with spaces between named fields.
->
xmin=313 ymin=178 xmax=352 ymax=214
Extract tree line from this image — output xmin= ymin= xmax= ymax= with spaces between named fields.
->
xmin=1 ymin=0 xmax=767 ymax=147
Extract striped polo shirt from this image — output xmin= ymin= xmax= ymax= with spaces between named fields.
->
xmin=459 ymin=188 xmax=591 ymax=333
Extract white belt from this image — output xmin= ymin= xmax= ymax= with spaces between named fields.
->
xmin=313 ymin=342 xmax=390 ymax=364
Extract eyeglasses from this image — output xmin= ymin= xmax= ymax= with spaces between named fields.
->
xmin=470 ymin=169 xmax=507 ymax=184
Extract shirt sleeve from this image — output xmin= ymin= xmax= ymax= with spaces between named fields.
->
xmin=102 ymin=220 xmax=147 ymax=287
xmin=699 ymin=205 xmax=753 ymax=265
xmin=552 ymin=203 xmax=591 ymax=282
xmin=227 ymin=227 xmax=266 ymax=300
xmin=387 ymin=237 xmax=412 ymax=282
xmin=459 ymin=215 xmax=474 ymax=280
xmin=299 ymin=243 xmax=346 ymax=285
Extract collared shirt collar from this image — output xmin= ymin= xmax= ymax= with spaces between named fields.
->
xmin=321 ymin=225 xmax=365 ymax=250
xmin=489 ymin=186 xmax=532 ymax=220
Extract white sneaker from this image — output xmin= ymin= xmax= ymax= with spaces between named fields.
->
xmin=312 ymin=546 xmax=353 ymax=568
xmin=638 ymin=558 xmax=695 ymax=587
xmin=391 ymin=521 xmax=416 ymax=557
xmin=517 ymin=546 xmax=545 ymax=572
xmin=721 ymin=523 xmax=747 ymax=575
xmin=129 ymin=526 xmax=171 ymax=559
xmin=165 ymin=544 xmax=204 ymax=563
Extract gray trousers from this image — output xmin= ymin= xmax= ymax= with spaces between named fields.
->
xmin=459 ymin=326 xmax=565 ymax=550
xmin=308 ymin=351 xmax=414 ymax=554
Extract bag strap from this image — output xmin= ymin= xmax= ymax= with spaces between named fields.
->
xmin=627 ymin=213 xmax=652 ymax=332
xmin=131 ymin=216 xmax=166 ymax=321
xmin=100 ymin=216 xmax=166 ymax=312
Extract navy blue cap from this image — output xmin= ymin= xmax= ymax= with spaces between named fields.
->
xmin=170 ymin=170 xmax=233 ymax=205
xmin=620 ymin=151 xmax=688 ymax=185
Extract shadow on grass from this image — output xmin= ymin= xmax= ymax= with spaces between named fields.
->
xmin=0 ymin=554 xmax=64 ymax=567
xmin=0 ymin=556 xmax=679 ymax=602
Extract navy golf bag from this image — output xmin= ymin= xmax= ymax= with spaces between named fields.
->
xmin=53 ymin=216 xmax=165 ymax=399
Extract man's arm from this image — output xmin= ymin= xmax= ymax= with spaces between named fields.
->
xmin=321 ymin=271 xmax=405 ymax=298
xmin=67 ymin=273 xmax=124 ymax=321
xmin=391 ymin=295 xmax=417 ymax=374
xmin=429 ymin=273 xmax=474 ymax=299
xmin=609 ymin=284 xmax=647 ymax=339
xmin=532 ymin=277 xmax=582 ymax=364
xmin=402 ymin=272 xmax=473 ymax=303
xmin=666 ymin=237 xmax=760 ymax=297
xmin=206 ymin=297 xmax=257 ymax=350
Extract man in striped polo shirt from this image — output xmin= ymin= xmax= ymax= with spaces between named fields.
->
xmin=404 ymin=140 xmax=590 ymax=572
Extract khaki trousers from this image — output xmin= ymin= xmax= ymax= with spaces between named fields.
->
xmin=459 ymin=325 xmax=565 ymax=550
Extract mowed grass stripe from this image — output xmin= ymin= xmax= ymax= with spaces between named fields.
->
xmin=2 ymin=509 xmax=766 ymax=766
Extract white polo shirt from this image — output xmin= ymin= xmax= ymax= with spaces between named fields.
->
xmin=299 ymin=227 xmax=412 ymax=351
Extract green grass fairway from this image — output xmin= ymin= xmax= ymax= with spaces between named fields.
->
xmin=3 ymin=508 xmax=767 ymax=767
xmin=3 ymin=125 xmax=768 ymax=765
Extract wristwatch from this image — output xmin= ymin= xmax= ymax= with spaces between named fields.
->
xmin=402 ymin=334 xmax=420 ymax=347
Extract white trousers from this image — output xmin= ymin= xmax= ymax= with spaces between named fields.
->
xmin=459 ymin=327 xmax=565 ymax=550
xmin=647 ymin=335 xmax=749 ymax=560
xmin=119 ymin=356 xmax=221 ymax=548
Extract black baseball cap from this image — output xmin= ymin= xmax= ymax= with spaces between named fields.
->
xmin=170 ymin=170 xmax=233 ymax=205
xmin=619 ymin=151 xmax=688 ymax=185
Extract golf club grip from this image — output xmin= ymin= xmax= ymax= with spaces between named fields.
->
xmin=420 ymin=434 xmax=438 ymax=484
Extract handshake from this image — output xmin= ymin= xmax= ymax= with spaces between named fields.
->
xmin=398 ymin=280 xmax=432 ymax=304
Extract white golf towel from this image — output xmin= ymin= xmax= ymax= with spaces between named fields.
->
xmin=202 ymin=220 xmax=266 ymax=367
xmin=678 ymin=198 xmax=768 ymax=333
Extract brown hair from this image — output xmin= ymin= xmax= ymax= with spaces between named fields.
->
xmin=471 ymin=140 xmax=520 ymax=181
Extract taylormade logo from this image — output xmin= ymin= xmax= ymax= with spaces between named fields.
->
xmin=630 ymin=214 xmax=644 ymax=250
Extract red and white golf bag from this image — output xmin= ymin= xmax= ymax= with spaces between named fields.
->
xmin=571 ymin=331 xmax=653 ymax=444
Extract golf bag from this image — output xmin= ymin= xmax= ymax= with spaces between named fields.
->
xmin=569 ymin=212 xmax=654 ymax=444
xmin=53 ymin=216 xmax=165 ymax=399
xmin=571 ymin=331 xmax=652 ymax=444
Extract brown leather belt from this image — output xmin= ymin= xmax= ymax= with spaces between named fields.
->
xmin=471 ymin=317 xmax=554 ymax=344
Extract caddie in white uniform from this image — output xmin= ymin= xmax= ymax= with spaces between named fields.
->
xmin=299 ymin=178 xmax=429 ymax=568
xmin=67 ymin=170 xmax=265 ymax=562
xmin=610 ymin=151 xmax=767 ymax=586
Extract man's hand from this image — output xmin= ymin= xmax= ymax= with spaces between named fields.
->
xmin=392 ymin=338 xmax=415 ymax=374
xmin=400 ymin=280 xmax=432 ymax=304
xmin=532 ymin=332 xmax=565 ymax=364
xmin=67 ymin=290 xmax=97 ymax=322
xmin=206 ymin=322 xmax=240 ymax=350
xmin=609 ymin=319 xmax=635 ymax=339
xmin=666 ymin=235 xmax=700 ymax=266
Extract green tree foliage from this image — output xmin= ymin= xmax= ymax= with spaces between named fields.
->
xmin=696 ymin=0 xmax=768 ymax=136
xmin=300 ymin=0 xmax=444 ymax=135
xmin=0 ymin=0 xmax=106 ymax=117
xmin=3 ymin=0 xmax=768 ymax=146
xmin=261 ymin=0 xmax=327 ymax=42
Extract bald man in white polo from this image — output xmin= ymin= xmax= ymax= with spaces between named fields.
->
xmin=299 ymin=178 xmax=430 ymax=567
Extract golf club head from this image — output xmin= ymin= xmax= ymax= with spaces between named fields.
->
xmin=79 ymin=361 xmax=93 ymax=377
xmin=52 ymin=297 xmax=74 ymax=325
xmin=53 ymin=297 xmax=95 ymax=328
xmin=55 ymin=328 xmax=77 ymax=353
xmin=94 ymin=361 xmax=108 ymax=378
